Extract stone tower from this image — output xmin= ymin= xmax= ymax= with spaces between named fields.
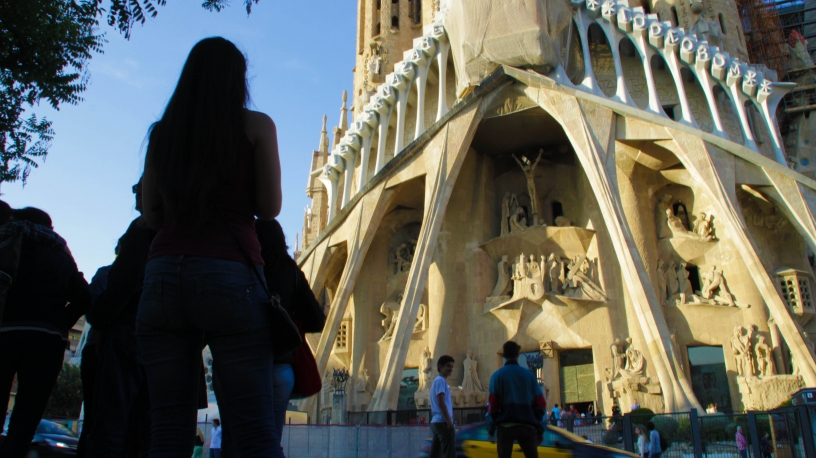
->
xmin=353 ymin=0 xmax=437 ymax=115
xmin=302 ymin=115 xmax=330 ymax=251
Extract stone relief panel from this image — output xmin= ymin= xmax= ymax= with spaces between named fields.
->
xmin=606 ymin=337 xmax=663 ymax=412
xmin=485 ymin=251 xmax=606 ymax=309
xmin=657 ymin=261 xmax=736 ymax=307
xmin=379 ymin=294 xmax=426 ymax=340
xmin=731 ymin=325 xmax=805 ymax=410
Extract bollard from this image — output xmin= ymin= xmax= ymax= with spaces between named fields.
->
xmin=622 ymin=413 xmax=634 ymax=452
xmin=748 ymin=411 xmax=762 ymax=458
xmin=689 ymin=408 xmax=703 ymax=458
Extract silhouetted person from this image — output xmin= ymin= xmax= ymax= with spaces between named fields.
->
xmin=0 ymin=207 xmax=91 ymax=458
xmin=487 ymin=341 xmax=546 ymax=458
xmin=85 ymin=179 xmax=154 ymax=457
xmin=137 ymin=37 xmax=283 ymax=456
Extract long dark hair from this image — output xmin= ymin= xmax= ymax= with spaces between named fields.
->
xmin=146 ymin=37 xmax=249 ymax=227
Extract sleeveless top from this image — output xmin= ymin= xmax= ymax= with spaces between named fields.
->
xmin=149 ymin=136 xmax=264 ymax=265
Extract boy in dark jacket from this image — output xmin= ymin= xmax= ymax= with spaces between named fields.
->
xmin=487 ymin=340 xmax=546 ymax=458
xmin=0 ymin=207 xmax=91 ymax=458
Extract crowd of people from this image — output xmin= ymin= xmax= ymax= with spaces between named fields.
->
xmin=0 ymin=37 xmax=325 ymax=457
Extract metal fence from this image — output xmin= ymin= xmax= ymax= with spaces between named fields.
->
xmin=282 ymin=425 xmax=428 ymax=458
xmin=617 ymin=406 xmax=816 ymax=458
xmin=346 ymin=407 xmax=488 ymax=426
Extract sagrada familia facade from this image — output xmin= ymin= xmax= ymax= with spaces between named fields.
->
xmin=296 ymin=0 xmax=816 ymax=420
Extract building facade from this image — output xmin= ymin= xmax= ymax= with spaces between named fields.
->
xmin=298 ymin=0 xmax=816 ymax=420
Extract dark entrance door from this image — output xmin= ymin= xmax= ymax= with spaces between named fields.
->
xmin=559 ymin=349 xmax=595 ymax=416
xmin=688 ymin=346 xmax=732 ymax=413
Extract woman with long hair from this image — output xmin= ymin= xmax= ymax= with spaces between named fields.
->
xmin=138 ymin=37 xmax=283 ymax=457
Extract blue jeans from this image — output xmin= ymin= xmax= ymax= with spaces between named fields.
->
xmin=273 ymin=364 xmax=294 ymax=445
xmin=136 ymin=255 xmax=282 ymax=458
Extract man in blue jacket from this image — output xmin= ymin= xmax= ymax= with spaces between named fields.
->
xmin=487 ymin=341 xmax=546 ymax=458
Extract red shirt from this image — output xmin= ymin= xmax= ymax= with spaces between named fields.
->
xmin=149 ymin=137 xmax=263 ymax=265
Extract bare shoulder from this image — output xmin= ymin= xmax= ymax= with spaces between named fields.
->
xmin=244 ymin=109 xmax=277 ymax=144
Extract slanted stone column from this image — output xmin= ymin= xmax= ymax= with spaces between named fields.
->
xmin=529 ymin=86 xmax=703 ymax=412
xmin=368 ymin=101 xmax=482 ymax=411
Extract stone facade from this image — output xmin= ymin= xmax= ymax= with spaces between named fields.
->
xmin=297 ymin=0 xmax=816 ymax=420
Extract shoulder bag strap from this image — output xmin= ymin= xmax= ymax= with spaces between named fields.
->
xmin=219 ymin=212 xmax=273 ymax=301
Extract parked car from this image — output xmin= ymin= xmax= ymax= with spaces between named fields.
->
xmin=1 ymin=417 xmax=78 ymax=457
xmin=416 ymin=422 xmax=639 ymax=458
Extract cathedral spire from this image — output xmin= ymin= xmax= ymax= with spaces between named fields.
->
xmin=319 ymin=114 xmax=329 ymax=155
xmin=339 ymin=90 xmax=349 ymax=132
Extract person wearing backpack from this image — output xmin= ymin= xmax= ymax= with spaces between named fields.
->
xmin=647 ymin=421 xmax=663 ymax=458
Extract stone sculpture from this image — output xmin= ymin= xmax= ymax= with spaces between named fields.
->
xmin=321 ymin=369 xmax=335 ymax=407
xmin=731 ymin=326 xmax=755 ymax=377
xmin=666 ymin=261 xmax=679 ymax=298
xmin=622 ymin=337 xmax=645 ymax=376
xmin=555 ymin=216 xmax=571 ymax=227
xmin=509 ymin=206 xmax=528 ymax=232
xmin=611 ymin=338 xmax=625 ymax=379
xmin=547 ymin=253 xmax=563 ymax=293
xmin=379 ymin=299 xmax=399 ymax=340
xmin=676 ymin=262 xmax=694 ymax=305
xmin=656 ymin=260 xmax=668 ymax=305
xmin=501 ymin=192 xmax=512 ymax=236
xmin=460 ymin=351 xmax=484 ymax=393
xmin=692 ymin=212 xmax=716 ymax=241
xmin=420 ymin=346 xmax=433 ymax=390
xmin=512 ymin=150 xmax=544 ymax=223
xmin=755 ymin=336 xmax=775 ymax=377
xmin=391 ymin=241 xmax=416 ymax=274
xmin=656 ymin=194 xmax=673 ymax=239
xmin=414 ymin=303 xmax=427 ymax=332
xmin=490 ymin=255 xmax=513 ymax=297
xmin=700 ymin=266 xmax=736 ymax=307
xmin=562 ymin=255 xmax=607 ymax=301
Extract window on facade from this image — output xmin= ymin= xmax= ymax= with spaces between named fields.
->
xmin=409 ymin=0 xmax=421 ymax=24
xmin=335 ymin=321 xmax=349 ymax=351
xmin=551 ymin=201 xmax=564 ymax=224
xmin=777 ymin=269 xmax=814 ymax=311
xmin=391 ymin=0 xmax=399 ymax=29
xmin=671 ymin=6 xmax=679 ymax=27
xmin=718 ymin=13 xmax=727 ymax=34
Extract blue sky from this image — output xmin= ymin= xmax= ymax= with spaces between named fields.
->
xmin=2 ymin=1 xmax=356 ymax=277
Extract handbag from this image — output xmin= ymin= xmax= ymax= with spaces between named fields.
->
xmin=222 ymin=215 xmax=302 ymax=355
xmin=290 ymin=269 xmax=322 ymax=399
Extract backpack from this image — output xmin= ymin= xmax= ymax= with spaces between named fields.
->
xmin=659 ymin=432 xmax=668 ymax=451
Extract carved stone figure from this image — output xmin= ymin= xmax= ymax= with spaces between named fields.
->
xmin=528 ymin=254 xmax=541 ymax=280
xmin=321 ymin=370 xmax=334 ymax=407
xmin=555 ymin=216 xmax=571 ymax=227
xmin=562 ymin=255 xmax=607 ymax=301
xmin=677 ymin=262 xmax=693 ymax=305
xmin=461 ymin=351 xmax=484 ymax=393
xmin=656 ymin=260 xmax=668 ymax=305
xmin=666 ymin=261 xmax=679 ymax=297
xmin=512 ymin=150 xmax=544 ymax=222
xmin=510 ymin=207 xmax=527 ymax=232
xmin=512 ymin=253 xmax=527 ymax=280
xmin=610 ymin=338 xmax=625 ymax=379
xmin=501 ymin=192 xmax=512 ymax=236
xmin=490 ymin=255 xmax=513 ymax=298
xmin=420 ymin=347 xmax=433 ymax=390
xmin=731 ymin=326 xmax=755 ymax=377
xmin=547 ymin=253 xmax=562 ymax=293
xmin=414 ymin=303 xmax=427 ymax=332
xmin=622 ymin=337 xmax=645 ymax=376
xmin=656 ymin=194 xmax=673 ymax=239
xmin=700 ymin=266 xmax=736 ymax=307
xmin=693 ymin=212 xmax=716 ymax=241
xmin=755 ymin=336 xmax=775 ymax=377
xmin=380 ymin=298 xmax=400 ymax=340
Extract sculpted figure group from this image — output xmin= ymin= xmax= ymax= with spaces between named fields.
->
xmin=657 ymin=262 xmax=735 ymax=307
xmin=610 ymin=336 xmax=646 ymax=380
xmin=379 ymin=294 xmax=427 ymax=340
xmin=656 ymin=194 xmax=717 ymax=242
xmin=488 ymin=251 xmax=607 ymax=303
xmin=731 ymin=325 xmax=776 ymax=378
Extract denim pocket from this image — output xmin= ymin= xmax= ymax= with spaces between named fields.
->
xmin=136 ymin=277 xmax=166 ymax=330
xmin=196 ymin=279 xmax=252 ymax=334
